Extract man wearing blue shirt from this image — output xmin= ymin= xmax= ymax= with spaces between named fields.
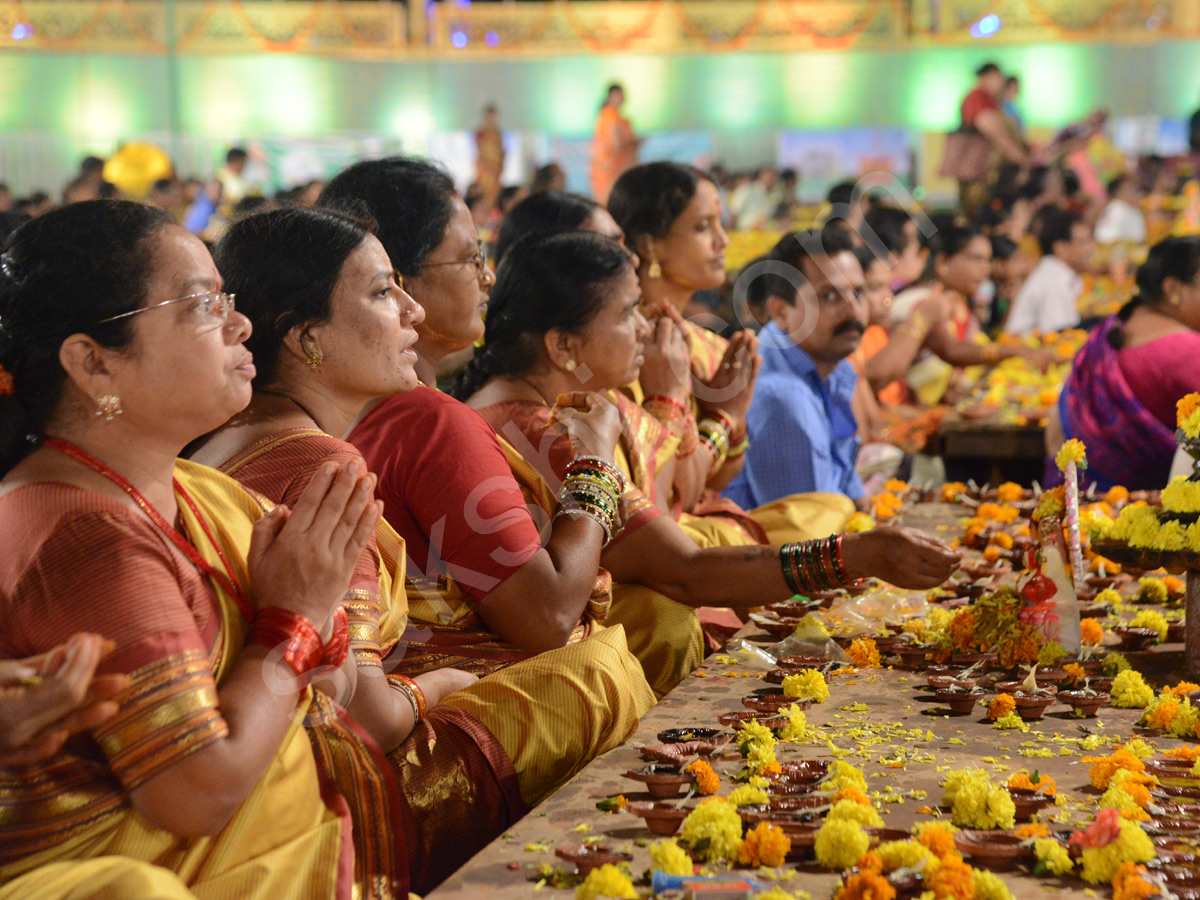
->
xmin=725 ymin=225 xmax=867 ymax=510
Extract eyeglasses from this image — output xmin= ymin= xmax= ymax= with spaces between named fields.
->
xmin=417 ymin=240 xmax=487 ymax=277
xmin=98 ymin=291 xmax=236 ymax=325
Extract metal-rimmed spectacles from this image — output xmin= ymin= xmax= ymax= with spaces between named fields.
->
xmin=417 ymin=240 xmax=486 ymax=277
xmin=98 ymin=291 xmax=236 ymax=325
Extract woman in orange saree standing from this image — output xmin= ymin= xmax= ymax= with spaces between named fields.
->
xmin=590 ymin=83 xmax=640 ymax=204
xmin=0 ymin=201 xmax=406 ymax=898
xmin=189 ymin=206 xmax=654 ymax=882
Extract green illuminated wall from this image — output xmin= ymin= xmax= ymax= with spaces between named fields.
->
xmin=2 ymin=38 xmax=1199 ymax=154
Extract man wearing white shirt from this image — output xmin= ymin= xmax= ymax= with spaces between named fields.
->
xmin=1004 ymin=207 xmax=1093 ymax=335
xmin=1094 ymin=174 xmax=1147 ymax=245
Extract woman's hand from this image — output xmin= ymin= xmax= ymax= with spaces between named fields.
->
xmin=1012 ymin=344 xmax=1057 ymax=372
xmin=413 ymin=667 xmax=478 ymax=709
xmin=247 ymin=459 xmax=382 ymax=631
xmin=0 ymin=633 xmax=129 ymax=766
xmin=638 ymin=316 xmax=691 ymax=403
xmin=841 ymin=526 xmax=963 ymax=589
xmin=694 ymin=329 xmax=762 ymax=423
xmin=552 ymin=392 xmax=623 ymax=463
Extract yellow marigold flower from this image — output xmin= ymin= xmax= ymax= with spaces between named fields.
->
xmin=1143 ymin=697 xmax=1180 ymax=731
xmin=835 ymin=867 xmax=896 ymax=900
xmin=996 ymin=482 xmax=1024 ymax=503
xmin=648 ymin=838 xmax=694 ymax=877
xmin=885 ymin=478 xmax=910 ymax=495
xmin=1168 ymin=699 xmax=1200 ymax=739
xmin=738 ymin=821 xmax=791 ymax=868
xmin=942 ymin=482 xmax=968 ymax=503
xmin=987 ymin=694 xmax=1016 ymax=721
xmin=1055 ymin=438 xmax=1088 ymax=471
xmin=777 ymin=704 xmax=811 ymax=743
xmin=755 ymin=891 xmax=803 ymax=900
xmin=1080 ymin=619 xmax=1104 ymax=646
xmin=1112 ymin=862 xmax=1156 ymax=900
xmin=1095 ymin=587 xmax=1123 ymax=607
xmin=687 ymin=759 xmax=719 ymax=795
xmin=949 ymin=774 xmax=1016 ymax=830
xmin=1079 ymin=819 xmax=1155 ymax=884
xmin=828 ymin=761 xmax=868 ymax=793
xmin=827 ymin=798 xmax=884 ymax=828
xmin=680 ymin=797 xmax=744 ymax=862
xmin=916 ymin=823 xmax=959 ymax=859
xmin=972 ymin=868 xmax=1015 ymax=900
xmin=875 ymin=840 xmax=935 ymax=874
xmin=1103 ymin=651 xmax=1131 ymax=675
xmin=1084 ymin=749 xmax=1145 ymax=790
xmin=1037 ymin=639 xmax=1069 ymax=667
xmin=1135 ymin=577 xmax=1169 ymax=605
xmin=1111 ymin=670 xmax=1155 ymax=708
xmin=1034 ymin=486 xmax=1066 ymax=522
xmin=846 ymin=512 xmax=876 ymax=533
xmin=576 ymin=863 xmax=637 ymax=900
xmin=815 ymin=818 xmax=871 ymax=871
xmin=847 ymin=638 xmax=882 ymax=669
xmin=1099 ymin=784 xmax=1151 ymax=820
xmin=993 ymin=711 xmax=1028 ymax=732
xmin=1064 ymin=662 xmax=1087 ymax=683
xmin=726 ymin=785 xmax=770 ymax=807
xmin=1122 ymin=739 xmax=1155 ymax=760
xmin=1034 ymin=838 xmax=1074 ymax=876
xmin=989 ymin=531 xmax=1015 ymax=549
xmin=737 ymin=719 xmax=778 ymax=755
xmin=1162 ymin=476 xmax=1200 ymax=514
xmin=1129 ymin=610 xmax=1168 ymax=643
xmin=782 ymin=669 xmax=830 ymax=702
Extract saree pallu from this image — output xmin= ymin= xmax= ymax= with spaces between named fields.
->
xmin=478 ymin=394 xmax=705 ymax=696
xmin=0 ymin=461 xmax=388 ymax=900
xmin=1059 ymin=318 xmax=1177 ymax=490
xmin=218 ymin=428 xmax=528 ymax=894
xmin=0 ymin=857 xmax=198 ymax=900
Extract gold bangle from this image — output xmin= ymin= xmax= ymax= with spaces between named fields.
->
xmin=983 ymin=343 xmax=1000 ymax=364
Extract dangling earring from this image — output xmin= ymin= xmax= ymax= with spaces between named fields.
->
xmin=647 ymin=247 xmax=662 ymax=280
xmin=1171 ymin=293 xmax=1183 ymax=307
xmin=305 ymin=346 xmax=324 ymax=372
xmin=94 ymin=394 xmax=123 ymax=421
xmin=565 ymin=359 xmax=577 ymax=372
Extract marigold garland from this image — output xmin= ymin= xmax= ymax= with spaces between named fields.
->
xmin=815 ymin=818 xmax=870 ymax=871
xmin=648 ymin=838 xmax=694 ymax=876
xmin=1080 ymin=618 xmax=1104 ymax=646
xmin=847 ymin=637 xmax=882 ymax=669
xmin=687 ymin=759 xmax=720 ymax=795
xmin=1112 ymin=861 xmax=1156 ymax=900
xmin=680 ymin=797 xmax=744 ymax=862
xmin=575 ymin=863 xmax=637 ymax=900
xmin=1055 ymin=438 xmax=1088 ymax=471
xmin=925 ymin=851 xmax=975 ymax=900
xmin=1110 ymin=670 xmax=1155 ymax=708
xmin=782 ymin=669 xmax=830 ymax=702
xmin=972 ymin=867 xmax=1015 ymax=900
xmin=987 ymin=694 xmax=1016 ymax=721
xmin=1033 ymin=838 xmax=1074 ymax=876
xmin=1177 ymin=392 xmax=1200 ymax=439
xmin=835 ymin=867 xmax=897 ymax=900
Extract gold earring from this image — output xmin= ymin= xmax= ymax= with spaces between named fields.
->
xmin=565 ymin=359 xmax=577 ymax=372
xmin=1171 ymin=293 xmax=1184 ymax=307
xmin=647 ymin=247 xmax=662 ymax=280
xmin=305 ymin=346 xmax=324 ymax=372
xmin=94 ymin=394 xmax=123 ymax=421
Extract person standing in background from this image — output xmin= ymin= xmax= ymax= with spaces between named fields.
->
xmin=474 ymin=104 xmax=505 ymax=213
xmin=955 ymin=63 xmax=1030 ymax=218
xmin=590 ymin=83 xmax=641 ymax=204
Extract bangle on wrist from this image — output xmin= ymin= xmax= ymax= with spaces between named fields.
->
xmin=392 ymin=674 xmax=427 ymax=722
xmin=320 ymin=606 xmax=350 ymax=669
xmin=248 ymin=607 xmax=324 ymax=686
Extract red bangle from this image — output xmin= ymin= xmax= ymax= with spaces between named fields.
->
xmin=834 ymin=534 xmax=856 ymax=585
xmin=644 ymin=395 xmax=688 ymax=414
xmin=392 ymin=674 xmax=427 ymax=720
xmin=248 ymin=607 xmax=323 ymax=684
xmin=320 ymin=606 xmax=349 ymax=669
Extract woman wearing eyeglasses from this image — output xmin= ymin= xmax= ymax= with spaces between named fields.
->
xmin=189 ymin=206 xmax=653 ymax=891
xmin=0 ymin=201 xmax=406 ymax=897
xmin=313 ymin=159 xmax=696 ymax=695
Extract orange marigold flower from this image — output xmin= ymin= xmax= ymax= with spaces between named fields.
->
xmin=989 ymin=532 xmax=1015 ymax=550
xmin=762 ymin=759 xmax=782 ymax=778
xmin=1008 ymin=771 xmax=1057 ymax=797
xmin=1104 ymin=486 xmax=1130 ymax=505
xmin=835 ymin=867 xmax=896 ymax=900
xmin=978 ymin=502 xmax=1019 ymax=523
xmin=1162 ymin=576 xmax=1185 ymax=596
xmin=0 ymin=366 xmax=13 ymax=397
xmin=1015 ymin=822 xmax=1051 ymax=840
xmin=1084 ymin=750 xmax=1145 ymax=790
xmin=1166 ymin=681 xmax=1200 ymax=699
xmin=687 ymin=759 xmax=719 ymax=795
xmin=1166 ymin=746 xmax=1200 ymax=761
xmin=996 ymin=482 xmax=1024 ymax=503
xmin=737 ymin=821 xmax=791 ymax=868
xmin=847 ymin=638 xmax=882 ymax=669
xmin=1145 ymin=699 xmax=1180 ymax=732
xmin=1064 ymin=662 xmax=1087 ymax=684
xmin=948 ymin=610 xmax=979 ymax=652
xmin=925 ymin=852 xmax=975 ymax=900
xmin=1112 ymin=862 xmax=1155 ymax=900
xmin=988 ymin=694 xmax=1017 ymax=721
xmin=1080 ymin=619 xmax=1104 ymax=647
xmin=983 ymin=546 xmax=1004 ymax=564
xmin=917 ymin=824 xmax=958 ymax=860
xmin=833 ymin=786 xmax=873 ymax=808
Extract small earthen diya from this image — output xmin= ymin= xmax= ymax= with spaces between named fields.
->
xmin=555 ymin=843 xmax=633 ymax=876
xmin=623 ymin=764 xmax=695 ymax=798
xmin=1056 ymin=689 xmax=1110 ymax=717
xmin=640 ymin=738 xmax=731 ymax=766
xmin=934 ymin=687 xmax=985 ymax=715
xmin=1012 ymin=691 xmax=1056 ymax=720
xmin=657 ymin=727 xmax=726 ymax=744
xmin=927 ymin=675 xmax=978 ymax=692
xmin=1006 ymin=788 xmax=1054 ymax=821
xmin=716 ymin=710 xmax=787 ymax=730
xmin=1113 ymin=626 xmax=1160 ymax=651
xmin=742 ymin=690 xmax=811 ymax=713
xmin=953 ymin=830 xmax=1030 ymax=871
xmin=894 ymin=644 xmax=935 ymax=668
xmin=624 ymin=800 xmax=690 ymax=836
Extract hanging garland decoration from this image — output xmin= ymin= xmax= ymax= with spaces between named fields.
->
xmin=439 ymin=0 xmax=555 ymax=51
xmin=173 ymin=0 xmax=224 ymax=53
xmin=673 ymin=0 xmax=767 ymax=51
xmin=561 ymin=0 xmax=662 ymax=53
xmin=327 ymin=0 xmax=400 ymax=50
xmin=10 ymin=0 xmax=109 ymax=51
xmin=116 ymin=0 xmax=166 ymax=51
xmin=227 ymin=0 xmax=326 ymax=53
xmin=1023 ymin=0 xmax=1130 ymax=35
xmin=774 ymin=0 xmax=889 ymax=49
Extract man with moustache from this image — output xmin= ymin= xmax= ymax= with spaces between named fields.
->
xmin=725 ymin=225 xmax=868 ymax=509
